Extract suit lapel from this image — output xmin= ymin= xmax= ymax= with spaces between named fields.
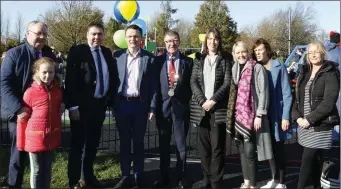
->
xmin=86 ymin=46 xmax=96 ymax=71
xmin=119 ymin=52 xmax=128 ymax=85
xmin=161 ymin=54 xmax=168 ymax=92
xmin=138 ymin=50 xmax=147 ymax=87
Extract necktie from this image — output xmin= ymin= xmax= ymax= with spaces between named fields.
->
xmin=35 ymin=51 xmax=40 ymax=60
xmin=95 ymin=49 xmax=104 ymax=97
xmin=168 ymin=57 xmax=175 ymax=87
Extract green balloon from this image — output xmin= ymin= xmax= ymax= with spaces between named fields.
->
xmin=113 ymin=30 xmax=127 ymax=48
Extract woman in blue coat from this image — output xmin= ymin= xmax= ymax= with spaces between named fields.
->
xmin=252 ymin=38 xmax=293 ymax=189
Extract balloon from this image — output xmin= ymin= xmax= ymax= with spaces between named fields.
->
xmin=131 ymin=18 xmax=147 ymax=36
xmin=114 ymin=0 xmax=140 ymax=24
xmin=113 ymin=30 xmax=127 ymax=49
xmin=188 ymin=53 xmax=196 ymax=59
xmin=199 ymin=34 xmax=206 ymax=42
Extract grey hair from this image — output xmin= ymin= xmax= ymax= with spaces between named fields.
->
xmin=232 ymin=41 xmax=249 ymax=63
xmin=26 ymin=20 xmax=48 ymax=32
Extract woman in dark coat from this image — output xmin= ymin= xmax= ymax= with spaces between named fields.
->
xmin=190 ymin=28 xmax=232 ymax=189
xmin=292 ymin=42 xmax=340 ymax=189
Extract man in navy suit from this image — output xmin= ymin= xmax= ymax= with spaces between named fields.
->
xmin=153 ymin=30 xmax=193 ymax=188
xmin=113 ymin=24 xmax=156 ymax=188
xmin=1 ymin=20 xmax=56 ymax=188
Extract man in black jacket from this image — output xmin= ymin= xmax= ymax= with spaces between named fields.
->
xmin=64 ymin=22 xmax=118 ymax=189
xmin=1 ymin=20 xmax=56 ymax=188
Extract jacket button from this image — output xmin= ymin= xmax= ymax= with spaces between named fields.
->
xmin=94 ymin=81 xmax=96 ymax=84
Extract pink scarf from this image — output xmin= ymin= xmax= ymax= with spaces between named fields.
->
xmin=234 ymin=60 xmax=256 ymax=140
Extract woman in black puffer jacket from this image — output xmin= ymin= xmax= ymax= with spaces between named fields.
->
xmin=190 ymin=28 xmax=232 ymax=189
xmin=292 ymin=42 xmax=340 ymax=189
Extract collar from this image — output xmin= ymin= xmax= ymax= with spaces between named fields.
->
xmin=166 ymin=50 xmax=180 ymax=61
xmin=89 ymin=43 xmax=102 ymax=52
xmin=127 ymin=48 xmax=141 ymax=57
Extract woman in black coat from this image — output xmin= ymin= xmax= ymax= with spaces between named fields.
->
xmin=190 ymin=28 xmax=232 ymax=189
xmin=292 ymin=42 xmax=340 ymax=189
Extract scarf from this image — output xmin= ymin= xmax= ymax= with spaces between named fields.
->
xmin=234 ymin=60 xmax=256 ymax=140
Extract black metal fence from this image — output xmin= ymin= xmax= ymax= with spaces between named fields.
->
xmin=0 ymin=109 xmax=299 ymax=159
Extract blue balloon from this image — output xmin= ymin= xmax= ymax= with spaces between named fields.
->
xmin=131 ymin=18 xmax=147 ymax=36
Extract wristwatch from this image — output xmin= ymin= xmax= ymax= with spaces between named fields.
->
xmin=256 ymin=115 xmax=262 ymax=118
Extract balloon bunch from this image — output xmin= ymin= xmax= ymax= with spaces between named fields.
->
xmin=113 ymin=0 xmax=148 ymax=49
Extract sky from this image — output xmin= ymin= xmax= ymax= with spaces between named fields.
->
xmin=1 ymin=1 xmax=340 ymax=36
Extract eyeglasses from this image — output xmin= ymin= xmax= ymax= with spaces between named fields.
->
xmin=28 ymin=30 xmax=48 ymax=37
xmin=164 ymin=39 xmax=179 ymax=44
xmin=307 ymin=51 xmax=321 ymax=55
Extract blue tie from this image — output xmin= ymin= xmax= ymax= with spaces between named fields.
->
xmin=95 ymin=48 xmax=104 ymax=97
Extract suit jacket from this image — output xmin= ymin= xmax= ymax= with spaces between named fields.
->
xmin=113 ymin=48 xmax=156 ymax=114
xmin=64 ymin=44 xmax=119 ymax=109
xmin=1 ymin=41 xmax=56 ymax=121
xmin=155 ymin=52 xmax=193 ymax=118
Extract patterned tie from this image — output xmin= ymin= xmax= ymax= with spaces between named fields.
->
xmin=95 ymin=48 xmax=104 ymax=97
xmin=168 ymin=57 xmax=176 ymax=87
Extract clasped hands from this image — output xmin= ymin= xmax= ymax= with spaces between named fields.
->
xmin=202 ymin=100 xmax=216 ymax=112
xmin=296 ymin=117 xmax=310 ymax=129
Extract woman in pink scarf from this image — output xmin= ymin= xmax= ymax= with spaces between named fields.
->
xmin=230 ymin=41 xmax=273 ymax=189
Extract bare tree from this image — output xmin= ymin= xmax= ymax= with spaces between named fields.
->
xmin=240 ymin=2 xmax=317 ymax=58
xmin=41 ymin=1 xmax=104 ymax=52
xmin=315 ymin=29 xmax=329 ymax=43
xmin=15 ymin=12 xmax=24 ymax=44
xmin=5 ymin=15 xmax=11 ymax=46
xmin=174 ymin=19 xmax=194 ymax=48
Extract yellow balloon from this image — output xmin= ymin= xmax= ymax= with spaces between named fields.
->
xmin=199 ymin=34 xmax=206 ymax=42
xmin=118 ymin=1 xmax=137 ymax=21
xmin=188 ymin=53 xmax=196 ymax=59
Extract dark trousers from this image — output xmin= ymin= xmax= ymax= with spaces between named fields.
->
xmin=198 ymin=113 xmax=226 ymax=189
xmin=8 ymin=121 xmax=28 ymax=187
xmin=157 ymin=109 xmax=189 ymax=182
xmin=297 ymin=147 xmax=324 ymax=189
xmin=28 ymin=151 xmax=53 ymax=189
xmin=238 ymin=136 xmax=257 ymax=186
xmin=67 ymin=99 xmax=106 ymax=186
xmin=269 ymin=140 xmax=286 ymax=183
xmin=116 ymin=100 xmax=147 ymax=177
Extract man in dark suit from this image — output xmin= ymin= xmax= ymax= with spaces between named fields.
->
xmin=64 ymin=22 xmax=118 ymax=189
xmin=113 ymin=24 xmax=156 ymax=189
xmin=1 ymin=20 xmax=56 ymax=188
xmin=153 ymin=30 xmax=193 ymax=188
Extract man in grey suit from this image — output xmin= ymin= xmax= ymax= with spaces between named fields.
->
xmin=113 ymin=24 xmax=156 ymax=188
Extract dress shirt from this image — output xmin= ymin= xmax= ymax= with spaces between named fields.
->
xmin=122 ymin=48 xmax=141 ymax=97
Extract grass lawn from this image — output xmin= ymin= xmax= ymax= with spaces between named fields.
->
xmin=0 ymin=148 xmax=121 ymax=188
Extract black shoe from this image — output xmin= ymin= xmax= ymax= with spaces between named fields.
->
xmin=69 ymin=182 xmax=82 ymax=189
xmin=199 ymin=180 xmax=211 ymax=189
xmin=134 ymin=175 xmax=145 ymax=188
xmin=84 ymin=178 xmax=106 ymax=188
xmin=114 ymin=176 xmax=132 ymax=189
xmin=177 ymin=181 xmax=185 ymax=189
xmin=153 ymin=177 xmax=169 ymax=188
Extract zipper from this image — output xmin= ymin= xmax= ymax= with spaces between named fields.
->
xmin=310 ymin=73 xmax=320 ymax=108
xmin=45 ymin=84 xmax=52 ymax=151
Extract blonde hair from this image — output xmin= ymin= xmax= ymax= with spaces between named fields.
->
xmin=306 ymin=42 xmax=327 ymax=66
xmin=232 ymin=41 xmax=249 ymax=63
xmin=32 ymin=57 xmax=57 ymax=84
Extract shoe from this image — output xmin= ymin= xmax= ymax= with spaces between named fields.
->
xmin=177 ymin=181 xmax=185 ymax=189
xmin=153 ymin=177 xmax=169 ymax=188
xmin=260 ymin=180 xmax=278 ymax=189
xmin=240 ymin=183 xmax=250 ymax=189
xmin=275 ymin=183 xmax=287 ymax=189
xmin=69 ymin=182 xmax=82 ymax=189
xmin=199 ymin=180 xmax=211 ymax=189
xmin=114 ymin=176 xmax=132 ymax=189
xmin=134 ymin=175 xmax=145 ymax=188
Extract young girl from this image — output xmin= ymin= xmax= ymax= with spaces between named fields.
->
xmin=17 ymin=57 xmax=64 ymax=189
